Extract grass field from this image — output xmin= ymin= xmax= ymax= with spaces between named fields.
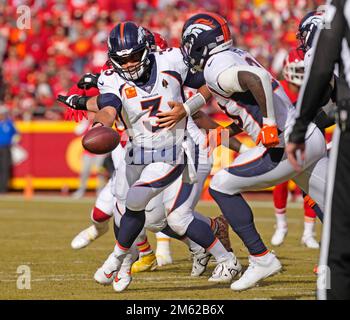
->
xmin=0 ymin=194 xmax=322 ymax=300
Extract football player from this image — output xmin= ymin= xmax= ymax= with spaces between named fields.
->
xmin=61 ymin=21 xmax=243 ymax=288
xmin=162 ymin=12 xmax=329 ymax=291
xmin=271 ymin=48 xmax=319 ymax=249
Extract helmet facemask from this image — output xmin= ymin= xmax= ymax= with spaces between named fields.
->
xmin=109 ymin=46 xmax=150 ymax=81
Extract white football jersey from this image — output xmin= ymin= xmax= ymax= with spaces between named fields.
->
xmin=204 ymin=48 xmax=295 ymax=147
xmin=98 ymin=48 xmax=189 ymax=160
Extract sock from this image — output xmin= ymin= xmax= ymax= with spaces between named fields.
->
xmin=252 ymin=250 xmax=272 ymax=262
xmin=117 ymin=207 xmax=145 ymax=249
xmin=209 ymin=188 xmax=267 ymax=256
xmin=275 ymin=209 xmax=287 ymax=229
xmin=113 ymin=221 xmax=119 ymax=240
xmin=303 ymin=219 xmax=316 ymax=237
xmin=185 ymin=218 xmax=230 ymax=262
xmin=206 ymin=238 xmax=231 ymax=262
xmin=136 ymin=237 xmax=153 ymax=257
xmin=91 ymin=206 xmax=112 ymax=223
xmin=156 ymin=232 xmax=171 ymax=254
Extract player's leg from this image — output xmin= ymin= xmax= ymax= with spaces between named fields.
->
xmin=71 ymin=178 xmax=115 ymax=249
xmin=271 ymin=181 xmax=289 ymax=246
xmin=164 ymin=175 xmax=242 ymax=283
xmin=94 ymin=154 xmax=107 ymax=196
xmin=155 ymin=232 xmax=173 ymax=266
xmin=113 ymin=161 xmax=186 ymax=271
xmin=73 ymin=153 xmax=93 ymax=199
xmin=301 ymin=194 xmax=319 ymax=249
xmin=209 ymin=146 xmax=283 ymax=291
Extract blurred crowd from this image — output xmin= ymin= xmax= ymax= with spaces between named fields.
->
xmin=0 ymin=0 xmax=324 ymax=120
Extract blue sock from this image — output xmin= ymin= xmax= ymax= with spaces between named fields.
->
xmin=118 ymin=207 xmax=145 ymax=249
xmin=209 ymin=188 xmax=267 ymax=255
xmin=185 ymin=218 xmax=216 ymax=249
xmin=113 ymin=221 xmax=119 ymax=240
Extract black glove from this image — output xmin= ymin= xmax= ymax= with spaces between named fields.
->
xmin=288 ymin=118 xmax=309 ymax=144
xmin=57 ymin=94 xmax=90 ymax=110
xmin=77 ymin=73 xmax=100 ymax=90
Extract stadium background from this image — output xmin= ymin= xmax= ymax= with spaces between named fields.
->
xmin=0 ymin=0 xmax=330 ymax=194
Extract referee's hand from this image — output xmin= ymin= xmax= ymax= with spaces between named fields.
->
xmin=286 ymin=142 xmax=305 ymax=173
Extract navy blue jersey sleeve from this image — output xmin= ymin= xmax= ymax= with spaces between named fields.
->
xmin=184 ymin=71 xmax=206 ymax=89
xmin=97 ymin=93 xmax=122 ymax=113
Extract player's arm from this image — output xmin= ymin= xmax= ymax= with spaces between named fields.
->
xmin=217 ymin=65 xmax=279 ymax=147
xmin=57 ymin=95 xmax=99 ymax=112
xmin=192 ymin=110 xmax=249 ymax=154
xmin=156 ymin=85 xmax=211 ymax=129
xmin=93 ymin=93 xmax=122 ymax=127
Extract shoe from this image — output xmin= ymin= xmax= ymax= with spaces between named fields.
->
xmin=156 ymin=253 xmax=173 ymax=267
xmin=301 ymin=235 xmax=320 ymax=249
xmin=191 ymin=248 xmax=211 ymax=277
xmin=71 ymin=223 xmax=109 ymax=250
xmin=230 ymin=253 xmax=282 ymax=291
xmin=271 ymin=227 xmax=288 ymax=246
xmin=208 ymin=252 xmax=242 ymax=283
xmin=94 ymin=252 xmax=121 ymax=285
xmin=131 ymin=252 xmax=157 ymax=274
xmin=213 ymin=215 xmax=232 ymax=252
xmin=113 ymin=272 xmax=132 ymax=292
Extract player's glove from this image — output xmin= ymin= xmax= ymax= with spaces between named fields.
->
xmin=256 ymin=118 xmax=279 ymax=148
xmin=77 ymin=73 xmax=100 ymax=90
xmin=57 ymin=94 xmax=89 ymax=122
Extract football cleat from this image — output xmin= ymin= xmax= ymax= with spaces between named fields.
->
xmin=230 ymin=253 xmax=282 ymax=291
xmin=94 ymin=252 xmax=120 ymax=285
xmin=208 ymin=252 xmax=242 ymax=283
xmin=301 ymin=235 xmax=320 ymax=249
xmin=213 ymin=216 xmax=232 ymax=252
xmin=113 ymin=272 xmax=132 ymax=292
xmin=71 ymin=223 xmax=109 ymax=250
xmin=271 ymin=227 xmax=288 ymax=246
xmin=190 ymin=248 xmax=211 ymax=277
xmin=131 ymin=252 xmax=157 ymax=274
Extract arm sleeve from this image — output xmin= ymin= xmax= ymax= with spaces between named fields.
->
xmin=96 ymin=93 xmax=122 ymax=113
xmin=292 ymin=0 xmax=344 ymax=140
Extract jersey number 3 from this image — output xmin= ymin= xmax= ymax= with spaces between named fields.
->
xmin=141 ymin=97 xmax=162 ymax=133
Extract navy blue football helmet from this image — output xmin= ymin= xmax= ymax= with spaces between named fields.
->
xmin=181 ymin=12 xmax=232 ymax=72
xmin=297 ymin=11 xmax=325 ymax=53
xmin=108 ymin=21 xmax=150 ymax=81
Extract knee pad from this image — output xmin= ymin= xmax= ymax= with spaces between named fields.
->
xmin=126 ymin=186 xmax=154 ymax=211
xmin=166 ymin=209 xmax=194 ymax=236
xmin=145 ymin=204 xmax=167 ymax=233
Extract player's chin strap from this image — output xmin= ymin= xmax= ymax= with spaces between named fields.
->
xmin=92 ymin=122 xmax=105 ymax=127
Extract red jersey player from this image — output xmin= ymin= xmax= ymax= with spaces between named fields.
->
xmin=271 ymin=48 xmax=319 ymax=249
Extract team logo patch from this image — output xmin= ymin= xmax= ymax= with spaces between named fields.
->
xmin=125 ymin=86 xmax=137 ymax=99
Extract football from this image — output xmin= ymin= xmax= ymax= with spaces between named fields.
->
xmin=82 ymin=126 xmax=120 ymax=154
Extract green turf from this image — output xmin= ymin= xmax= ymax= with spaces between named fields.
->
xmin=0 ymin=195 xmax=321 ymax=300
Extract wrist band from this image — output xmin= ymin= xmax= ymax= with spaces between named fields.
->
xmin=183 ymin=93 xmax=206 ymax=116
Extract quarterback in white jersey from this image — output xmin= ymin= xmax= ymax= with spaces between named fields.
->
xmin=91 ymin=21 xmax=241 ymax=286
xmin=169 ymin=12 xmax=329 ymax=291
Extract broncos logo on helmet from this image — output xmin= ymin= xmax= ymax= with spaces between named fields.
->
xmin=297 ymin=11 xmax=325 ymax=53
xmin=108 ymin=21 xmax=151 ymax=81
xmin=181 ymin=12 xmax=232 ymax=72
